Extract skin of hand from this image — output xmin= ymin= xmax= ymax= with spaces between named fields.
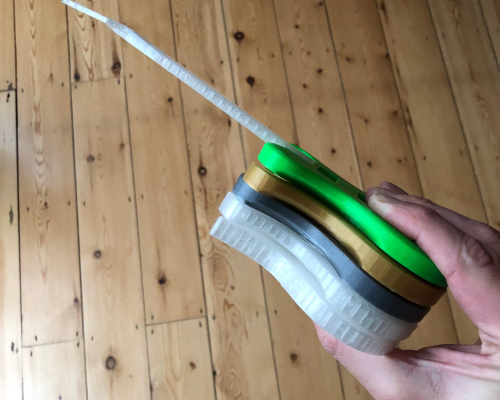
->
xmin=315 ymin=182 xmax=500 ymax=400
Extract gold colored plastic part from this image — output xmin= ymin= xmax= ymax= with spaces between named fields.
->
xmin=243 ymin=163 xmax=446 ymax=307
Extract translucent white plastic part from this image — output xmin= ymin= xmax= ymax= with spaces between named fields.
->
xmin=61 ymin=0 xmax=310 ymax=163
xmin=218 ymin=192 xmax=416 ymax=341
xmin=212 ymin=216 xmax=399 ymax=355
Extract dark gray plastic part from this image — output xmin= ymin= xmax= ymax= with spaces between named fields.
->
xmin=233 ymin=175 xmax=429 ymax=323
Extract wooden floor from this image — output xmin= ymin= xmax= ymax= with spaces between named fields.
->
xmin=1 ymin=0 xmax=499 ymax=399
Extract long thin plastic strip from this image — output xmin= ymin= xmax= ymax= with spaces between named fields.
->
xmin=212 ymin=214 xmax=399 ymax=355
xmin=61 ymin=0 xmax=310 ymax=163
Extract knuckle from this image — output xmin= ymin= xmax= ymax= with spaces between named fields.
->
xmin=460 ymin=235 xmax=495 ymax=269
xmin=478 ymin=224 xmax=500 ymax=245
xmin=315 ymin=326 xmax=346 ymax=359
xmin=410 ymin=203 xmax=437 ymax=220
xmin=318 ymin=334 xmax=341 ymax=357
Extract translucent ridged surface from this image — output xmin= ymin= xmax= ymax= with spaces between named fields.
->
xmin=218 ymin=192 xmax=416 ymax=343
xmin=211 ymin=216 xmax=399 ymax=355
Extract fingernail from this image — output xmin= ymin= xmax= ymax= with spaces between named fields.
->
xmin=368 ymin=193 xmax=401 ymax=216
xmin=365 ymin=187 xmax=376 ymax=200
xmin=366 ymin=186 xmax=387 ymax=200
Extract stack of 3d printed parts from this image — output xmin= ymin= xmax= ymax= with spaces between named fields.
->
xmin=60 ymin=0 xmax=448 ymax=357
xmin=211 ymin=144 xmax=447 ymax=355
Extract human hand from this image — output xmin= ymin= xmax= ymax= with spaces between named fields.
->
xmin=315 ymin=182 xmax=500 ymax=400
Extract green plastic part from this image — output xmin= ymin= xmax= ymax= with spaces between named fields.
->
xmin=258 ymin=143 xmax=447 ymax=287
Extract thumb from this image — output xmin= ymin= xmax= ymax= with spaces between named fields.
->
xmin=367 ymin=190 xmax=500 ymax=340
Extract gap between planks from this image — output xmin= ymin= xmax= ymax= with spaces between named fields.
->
xmin=147 ymin=315 xmax=211 ymax=328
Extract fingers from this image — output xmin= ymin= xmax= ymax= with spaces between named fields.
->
xmin=369 ymin=186 xmax=500 ymax=249
xmin=367 ymin=190 xmax=500 ymax=336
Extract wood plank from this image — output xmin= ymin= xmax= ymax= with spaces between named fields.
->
xmin=67 ymin=0 xmax=124 ymax=83
xmin=480 ymin=0 xmax=500 ymax=62
xmin=273 ymin=0 xmax=360 ymax=184
xmin=170 ymin=0 xmax=279 ymax=398
xmin=15 ymin=0 xmax=82 ymax=346
xmin=429 ymin=0 xmax=500 ymax=231
xmin=0 ymin=93 xmax=22 ymax=400
xmin=377 ymin=0 xmax=484 ymax=221
xmin=148 ymin=318 xmax=215 ymax=400
xmin=120 ymin=0 xmax=205 ymax=325
xmin=377 ymin=0 xmax=481 ymax=344
xmin=72 ymin=79 xmax=149 ymax=399
xmin=324 ymin=0 xmax=459 ymax=397
xmin=268 ymin=279 xmax=345 ymax=400
xmin=222 ymin=0 xmax=345 ymax=398
xmin=325 ymin=0 xmax=421 ymax=192
xmin=23 ymin=341 xmax=86 ymax=400
xmin=0 ymin=0 xmax=15 ymax=90
xmin=222 ymin=0 xmax=296 ymax=163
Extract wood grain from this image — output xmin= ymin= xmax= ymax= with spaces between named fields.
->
xmin=480 ymin=0 xmax=500 ymax=61
xmin=377 ymin=0 xmax=482 ymax=343
xmin=222 ymin=0 xmax=295 ymax=162
xmin=171 ymin=0 xmax=279 ymax=398
xmin=23 ymin=341 xmax=86 ymax=400
xmin=67 ymin=0 xmax=124 ymax=83
xmin=0 ymin=0 xmax=15 ymax=90
xmin=0 ymin=93 xmax=22 ymax=400
xmin=120 ymin=0 xmax=205 ymax=325
xmin=325 ymin=0 xmax=421 ymax=192
xmin=267 ymin=280 xmax=344 ymax=400
xmin=377 ymin=0 xmax=484 ymax=220
xmin=15 ymin=0 xmax=82 ymax=346
xmin=148 ymin=318 xmax=215 ymax=400
xmin=222 ymin=0 xmax=344 ymax=398
xmin=429 ymin=0 xmax=500 ymax=232
xmin=273 ymin=0 xmax=360 ymax=184
xmin=72 ymin=79 xmax=149 ymax=399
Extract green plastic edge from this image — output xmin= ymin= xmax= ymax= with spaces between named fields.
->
xmin=258 ymin=143 xmax=447 ymax=287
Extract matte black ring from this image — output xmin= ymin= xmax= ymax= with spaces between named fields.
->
xmin=233 ymin=175 xmax=429 ymax=323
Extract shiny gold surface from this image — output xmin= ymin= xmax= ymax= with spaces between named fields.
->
xmin=243 ymin=163 xmax=446 ymax=307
